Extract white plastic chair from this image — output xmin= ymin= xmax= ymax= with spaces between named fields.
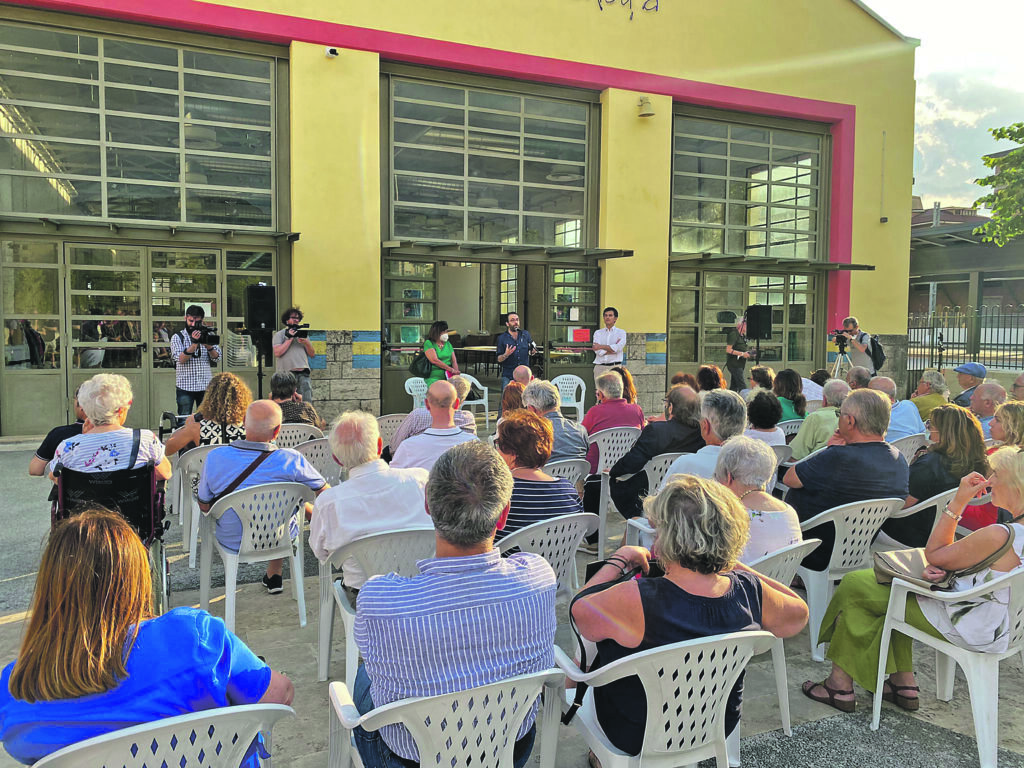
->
xmin=329 ymin=670 xmax=564 ymax=768
xmin=642 ymin=451 xmax=686 ymax=492
xmin=318 ymin=528 xmax=436 ymax=687
xmin=872 ymin=568 xmax=1024 ymax=768
xmin=199 ymin=482 xmax=315 ymax=633
xmin=797 ymin=497 xmax=906 ymax=661
xmin=404 ymin=377 xmax=428 ymax=410
xmin=805 ymin=399 xmax=824 ymax=414
xmin=498 ymin=512 xmax=599 ymax=599
xmin=588 ymin=426 xmax=642 ymax=556
xmin=624 ymin=516 xmax=655 ymax=548
xmin=890 ymin=432 xmax=928 ymax=463
xmin=543 ymin=458 xmax=591 ymax=487
xmin=551 ymin=373 xmax=587 ymax=420
xmin=775 ymin=444 xmax=828 ymax=499
xmin=376 ymin=413 xmax=408 ymax=449
xmin=458 ymin=372 xmax=491 ymax=431
xmin=778 ymin=419 xmax=804 ymax=438
xmin=771 ymin=444 xmax=793 ymax=466
xmin=874 ymin=488 xmax=958 ymax=552
xmin=34 ymin=704 xmax=294 ymax=768
xmin=294 ymin=437 xmax=345 ymax=486
xmin=174 ymin=444 xmax=218 ymax=570
xmin=555 ymin=631 xmax=776 ymax=768
xmin=276 ymin=423 xmax=323 ymax=449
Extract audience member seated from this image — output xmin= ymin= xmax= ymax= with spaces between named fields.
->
xmin=493 ymin=410 xmax=583 ymax=542
xmin=582 ymin=372 xmax=646 ymax=475
xmin=660 ymin=389 xmax=746 ymax=487
xmin=513 ymin=364 xmax=533 ymax=385
xmin=270 ymin=371 xmax=326 ymax=430
xmin=952 ymin=362 xmax=986 ymax=408
xmin=28 ymin=387 xmax=84 ymax=476
xmin=389 ymin=374 xmax=476 ymax=456
xmin=845 ymin=366 xmax=872 ymax=391
xmin=910 ymin=369 xmax=949 ymax=420
xmin=961 ymin=400 xmax=1024 ymax=531
xmin=570 ymin=476 xmax=808 ymax=757
xmin=0 ymin=508 xmax=293 ymax=764
xmin=744 ymin=391 xmax=786 ymax=446
xmin=801 ymin=371 xmax=825 ymax=403
xmin=164 ymin=372 xmax=251 ymax=455
xmin=810 ymin=368 xmax=831 ymax=388
xmin=868 ymin=376 xmax=926 ymax=442
xmin=783 ymin=389 xmax=909 ymax=572
xmin=880 ymin=404 xmax=988 ymax=548
xmin=1013 ymin=372 xmax=1024 ymax=401
xmin=803 ymin=449 xmax=1024 ymax=714
xmin=352 ymin=442 xmax=556 ymax=768
xmin=522 ymin=379 xmax=588 ymax=461
xmin=500 ymin=380 xmax=526 ymax=418
xmin=969 ymin=381 xmax=1007 ymax=440
xmin=611 ymin=365 xmax=638 ymax=405
xmin=671 ymin=371 xmax=698 ymax=390
xmin=773 ymin=368 xmax=806 ymax=422
xmin=48 ymin=374 xmax=171 ymax=482
xmin=790 ymin=379 xmax=850 ymax=460
xmin=742 ymin=365 xmax=775 ymax=400
xmin=309 ymin=411 xmax=431 ymax=589
xmin=696 ymin=364 xmax=727 ymax=392
xmin=198 ymin=400 xmax=328 ymax=595
xmin=391 ymin=380 xmax=479 ymax=471
xmin=714 ymin=436 xmax=802 ymax=562
xmin=608 ymin=385 xmax=704 ymax=519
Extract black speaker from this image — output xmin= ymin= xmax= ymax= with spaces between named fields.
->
xmin=745 ymin=304 xmax=773 ymax=340
xmin=245 ymin=284 xmax=277 ymax=330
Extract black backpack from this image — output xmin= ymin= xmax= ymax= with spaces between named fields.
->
xmin=869 ymin=334 xmax=886 ymax=372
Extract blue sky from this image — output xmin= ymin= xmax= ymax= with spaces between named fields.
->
xmin=866 ymin=0 xmax=1024 ymax=208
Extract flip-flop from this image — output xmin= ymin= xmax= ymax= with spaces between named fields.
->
xmin=801 ymin=679 xmax=856 ymax=713
xmin=882 ymin=680 xmax=920 ymax=711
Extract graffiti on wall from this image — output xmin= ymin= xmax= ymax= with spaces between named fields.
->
xmin=595 ymin=0 xmax=659 ymax=21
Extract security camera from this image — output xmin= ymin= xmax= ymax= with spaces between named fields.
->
xmin=325 ymin=47 xmax=339 ymax=58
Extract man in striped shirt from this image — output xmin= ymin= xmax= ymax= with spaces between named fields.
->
xmin=352 ymin=441 xmax=557 ymax=768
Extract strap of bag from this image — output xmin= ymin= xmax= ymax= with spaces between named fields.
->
xmin=957 ymin=523 xmax=1015 ymax=578
xmin=211 ymin=450 xmax=273 ymax=505
xmin=127 ymin=428 xmax=142 ymax=469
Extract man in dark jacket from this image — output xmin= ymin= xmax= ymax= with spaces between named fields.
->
xmin=608 ymin=384 xmax=704 ymax=519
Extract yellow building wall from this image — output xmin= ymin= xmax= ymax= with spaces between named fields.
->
xmin=288 ymin=42 xmax=380 ymax=330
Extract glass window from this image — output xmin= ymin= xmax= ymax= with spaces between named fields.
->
xmin=391 ymin=77 xmax=590 ymax=245
xmin=500 ymin=264 xmax=518 ymax=314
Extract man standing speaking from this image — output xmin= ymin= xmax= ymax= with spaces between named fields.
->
xmin=592 ymin=306 xmax=626 ymax=383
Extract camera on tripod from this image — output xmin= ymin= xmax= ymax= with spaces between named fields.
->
xmin=832 ymin=329 xmax=849 ymax=353
xmin=286 ymin=323 xmax=311 ymax=339
xmin=195 ymin=324 xmax=220 ymax=346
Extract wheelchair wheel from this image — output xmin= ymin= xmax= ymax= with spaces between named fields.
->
xmin=149 ymin=538 xmax=171 ymax=614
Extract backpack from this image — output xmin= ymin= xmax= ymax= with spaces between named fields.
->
xmin=868 ymin=334 xmax=886 ymax=372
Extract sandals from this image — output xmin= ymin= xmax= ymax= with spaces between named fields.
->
xmin=801 ymin=679 xmax=856 ymax=713
xmin=883 ymin=680 xmax=921 ymax=711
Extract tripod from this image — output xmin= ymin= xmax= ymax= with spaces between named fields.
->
xmin=831 ymin=338 xmax=853 ymax=379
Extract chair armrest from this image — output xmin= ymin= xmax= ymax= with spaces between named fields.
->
xmin=893 ymin=567 xmax=1024 ymax=602
xmin=553 ymin=645 xmax=585 ymax=681
xmin=329 ymin=682 xmax=363 ymax=730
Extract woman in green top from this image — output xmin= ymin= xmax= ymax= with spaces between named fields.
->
xmin=422 ymin=320 xmax=459 ymax=384
xmin=773 ymin=368 xmax=806 ymax=422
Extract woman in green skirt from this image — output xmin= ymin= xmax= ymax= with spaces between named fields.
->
xmin=802 ymin=446 xmax=1024 ymax=712
xmin=422 ymin=320 xmax=458 ymax=384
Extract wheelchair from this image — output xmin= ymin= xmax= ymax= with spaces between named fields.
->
xmin=158 ymin=411 xmax=188 ymax=443
xmin=52 ymin=461 xmax=171 ymax=614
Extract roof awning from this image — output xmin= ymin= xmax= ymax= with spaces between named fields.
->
xmin=383 ymin=240 xmax=632 ymax=265
xmin=669 ymin=252 xmax=875 ymax=271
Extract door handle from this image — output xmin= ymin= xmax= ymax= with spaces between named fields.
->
xmin=137 ymin=341 xmax=148 ymax=352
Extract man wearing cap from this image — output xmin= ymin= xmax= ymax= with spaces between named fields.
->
xmin=952 ymin=363 xmax=986 ymax=408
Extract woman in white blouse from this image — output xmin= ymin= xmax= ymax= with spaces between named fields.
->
xmin=743 ymin=391 xmax=786 ymax=446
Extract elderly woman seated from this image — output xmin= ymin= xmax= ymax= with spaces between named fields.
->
xmin=714 ymin=436 xmax=801 ymax=562
xmin=744 ymin=391 xmax=786 ymax=446
xmin=0 ymin=508 xmax=293 ymax=764
xmin=803 ymin=446 xmax=1024 ymax=713
xmin=963 ymin=401 xmax=1024 ymax=530
xmin=48 ymin=373 xmax=171 ymax=482
xmin=493 ymin=410 xmax=583 ymax=542
xmin=164 ymin=372 xmax=252 ymax=455
xmin=571 ymin=476 xmax=808 ymax=757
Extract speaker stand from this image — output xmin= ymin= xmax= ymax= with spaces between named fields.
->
xmin=242 ymin=327 xmax=274 ymax=399
xmin=754 ymin=338 xmax=761 ymax=366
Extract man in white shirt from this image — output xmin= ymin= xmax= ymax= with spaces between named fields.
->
xmin=659 ymin=389 xmax=746 ymax=489
xmin=592 ymin=306 xmax=626 ymax=384
xmin=868 ymin=376 xmax=926 ymax=442
xmin=309 ymin=411 xmax=431 ymax=589
xmin=391 ymin=380 xmax=478 ymax=471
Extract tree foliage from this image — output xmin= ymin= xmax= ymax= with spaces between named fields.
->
xmin=974 ymin=122 xmax=1024 ymax=246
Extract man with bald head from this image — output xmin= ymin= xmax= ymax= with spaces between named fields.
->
xmin=845 ymin=366 xmax=871 ymax=391
xmin=512 ymin=365 xmax=534 ymax=385
xmin=391 ymin=379 xmax=478 ymax=471
xmin=868 ymin=375 xmax=925 ymax=442
xmin=970 ymin=381 xmax=1007 ymax=439
xmin=199 ymin=399 xmax=328 ymax=594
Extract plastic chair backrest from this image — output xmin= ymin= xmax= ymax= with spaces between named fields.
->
xmin=55 ymin=463 xmax=159 ymax=543
xmin=176 ymin=442 xmax=218 ymax=481
xmin=458 ymin=373 xmax=487 ymax=403
xmin=326 ymin=527 xmax=436 ymax=580
xmin=643 ymin=452 xmax=685 ymax=491
xmin=778 ymin=419 xmax=803 ymax=437
xmin=275 ymin=423 xmax=323 ymax=449
xmin=583 ymin=631 xmax=774 ymax=758
xmin=999 ymin=568 xmax=1024 ymax=651
xmin=749 ymin=539 xmax=822 ymax=584
xmin=805 ymin=399 xmax=824 ymax=414
xmin=888 ymin=487 xmax=957 ymax=534
xmin=589 ymin=426 xmax=641 ymax=473
xmin=890 ymin=433 xmax=927 ymax=462
xmin=771 ymin=444 xmax=793 ymax=466
xmin=294 ymin=437 xmax=344 ymax=486
xmin=208 ymin=482 xmax=315 ymax=559
xmin=497 ymin=513 xmax=598 ymax=590
xmin=801 ymin=497 xmax=905 ymax=574
xmin=377 ymin=413 xmax=409 ymax=448
xmin=33 ymin=704 xmax=294 ymax=768
xmin=405 ymin=377 xmax=428 ymax=409
xmin=551 ymin=374 xmax=585 ymax=404
xmin=543 ymin=458 xmax=590 ymax=486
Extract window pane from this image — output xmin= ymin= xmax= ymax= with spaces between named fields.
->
xmin=676 ymin=154 xmax=727 ymax=176
xmin=731 ymin=125 xmax=769 ymax=143
xmin=186 ymin=155 xmax=270 ymax=189
xmin=731 ymin=143 xmax=771 ymax=161
xmin=523 ymin=137 xmax=585 ymax=163
xmin=69 ymin=247 xmax=140 ymax=267
xmin=0 ymin=73 xmax=98 ymax=108
xmin=152 ymin=250 xmax=217 ymax=270
xmin=674 ymin=135 xmax=727 ymax=155
xmin=672 ymin=199 xmax=724 ymax=225
xmin=669 ymin=290 xmax=699 ymax=322
xmin=675 ymin=117 xmax=728 ymax=138
xmin=108 ymin=182 xmax=180 ymax=220
xmin=2 ymin=267 xmax=58 ymax=313
xmin=523 ymin=160 xmax=584 ymax=187
xmin=225 ymin=274 xmax=264 ymax=318
xmin=468 ymin=181 xmax=517 ymax=210
xmin=107 ymin=146 xmax=179 ymax=182
xmin=105 ymin=39 xmax=177 ymax=66
xmin=184 ymin=73 xmax=271 ymax=102
xmin=151 ymin=271 xmax=216 ymax=293
xmin=385 ymin=280 xmax=436 ymax=300
xmin=183 ymin=124 xmax=269 ymax=156
xmin=670 ymin=225 xmax=723 ymax=254
xmin=107 ymin=116 xmax=179 ymax=148
xmin=393 ymin=206 xmax=464 ymax=240
xmin=185 ymin=189 xmax=271 ymax=226
xmin=668 ymin=329 xmax=698 ymax=363
xmin=468 ymin=111 xmax=520 ymax=132
xmin=524 ymin=98 xmax=586 ymax=121
xmin=0 ymin=49 xmax=98 ymax=80
xmin=524 ymin=215 xmax=581 ymax=245
xmin=468 ymin=211 xmax=518 ymax=242
xmin=467 ymin=131 xmax=520 ymax=155
xmin=0 ymin=104 xmax=99 ymax=141
xmin=396 ymin=175 xmax=464 ymax=207
xmin=468 ymin=90 xmax=518 ymax=111
xmin=1 ymin=138 xmax=101 ymax=176
xmin=105 ymin=62 xmax=178 ymax=90
xmin=106 ymin=87 xmax=178 ymax=117
xmin=669 ymin=271 xmax=698 ymax=287
xmin=70 ymin=270 xmax=139 ymax=292
xmin=226 ymin=251 xmax=272 ymax=271
xmin=1 ymin=175 xmax=101 ymax=216
xmin=468 ymin=154 xmax=519 ymax=181
xmin=0 ymin=24 xmax=97 ymax=55
xmin=773 ymin=130 xmax=820 ymax=150
xmin=184 ymin=97 xmax=271 ymax=127
xmin=395 ymin=80 xmax=464 ymax=105
xmin=71 ymin=293 xmax=140 ymax=315
xmin=4 ymin=318 xmax=60 ymax=369
xmin=523 ymin=187 xmax=584 ymax=216
xmin=393 ymin=123 xmax=464 ymax=149
xmin=394 ymin=101 xmax=463 ymax=125
xmin=184 ymin=50 xmax=270 ymax=79
xmin=525 ymin=118 xmax=585 ymax=141
xmin=394 ymin=146 xmax=463 ymax=176
xmin=1 ymin=240 xmax=59 ymax=264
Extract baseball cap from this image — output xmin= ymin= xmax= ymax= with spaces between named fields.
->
xmin=954 ymin=362 xmax=986 ymax=378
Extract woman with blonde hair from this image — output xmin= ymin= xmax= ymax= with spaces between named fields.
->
xmin=0 ymin=508 xmax=292 ymax=763
xmin=165 ymin=372 xmax=252 ymax=454
xmin=571 ymin=476 xmax=808 ymax=757
xmin=961 ymin=400 xmax=1024 ymax=530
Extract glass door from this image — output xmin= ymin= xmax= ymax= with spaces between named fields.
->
xmin=544 ymin=265 xmax=598 ymax=409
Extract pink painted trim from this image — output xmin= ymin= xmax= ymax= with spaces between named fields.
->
xmin=5 ymin=0 xmax=855 ymax=318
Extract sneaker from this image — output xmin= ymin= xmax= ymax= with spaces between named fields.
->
xmin=262 ymin=573 xmax=283 ymax=594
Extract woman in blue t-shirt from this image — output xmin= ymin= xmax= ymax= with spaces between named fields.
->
xmin=422 ymin=320 xmax=459 ymax=384
xmin=0 ymin=508 xmax=293 ymax=766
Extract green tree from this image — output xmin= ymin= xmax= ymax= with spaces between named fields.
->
xmin=974 ymin=122 xmax=1024 ymax=246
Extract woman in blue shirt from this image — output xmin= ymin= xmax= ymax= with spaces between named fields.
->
xmin=422 ymin=320 xmax=459 ymax=384
xmin=0 ymin=508 xmax=293 ymax=765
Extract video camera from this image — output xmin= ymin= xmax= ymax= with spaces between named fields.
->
xmin=831 ymin=329 xmax=848 ymax=353
xmin=195 ymin=324 xmax=220 ymax=346
xmin=285 ymin=323 xmax=311 ymax=339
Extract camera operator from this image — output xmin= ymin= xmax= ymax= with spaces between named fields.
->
xmin=273 ymin=307 xmax=315 ymax=403
xmin=170 ymin=304 xmax=220 ymax=415
xmin=838 ymin=315 xmax=875 ymax=375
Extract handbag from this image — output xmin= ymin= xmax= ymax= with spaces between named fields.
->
xmin=873 ymin=523 xmax=1015 ymax=591
xmin=408 ymin=348 xmax=434 ymax=378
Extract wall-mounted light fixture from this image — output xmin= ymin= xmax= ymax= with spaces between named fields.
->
xmin=637 ymin=96 xmax=655 ymax=118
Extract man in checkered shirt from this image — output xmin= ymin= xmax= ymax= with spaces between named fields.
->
xmin=170 ymin=304 xmax=221 ymax=415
